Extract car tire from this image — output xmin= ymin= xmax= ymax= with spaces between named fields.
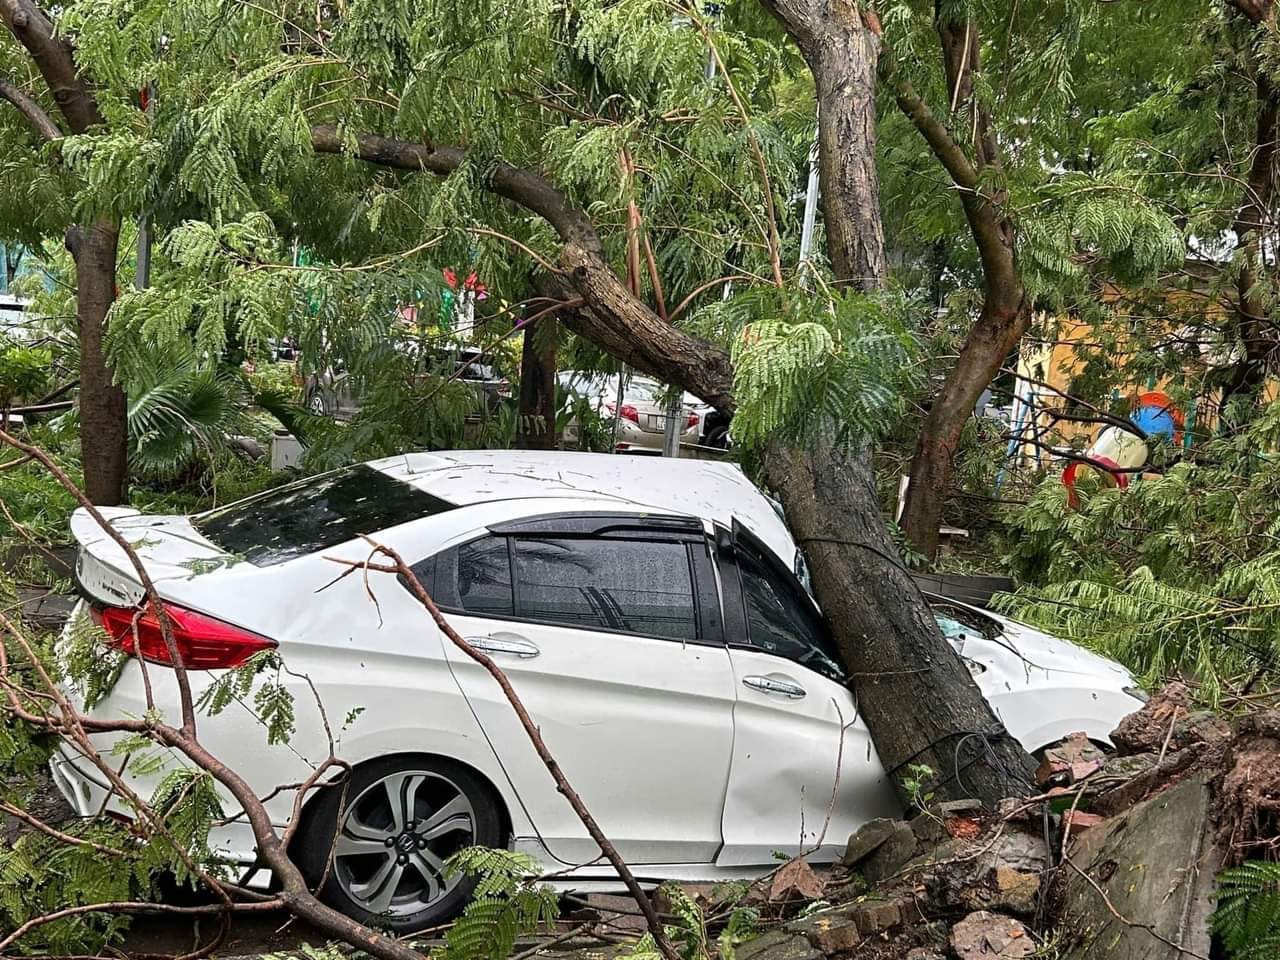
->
xmin=294 ymin=756 xmax=503 ymax=933
xmin=305 ymin=388 xmax=334 ymax=417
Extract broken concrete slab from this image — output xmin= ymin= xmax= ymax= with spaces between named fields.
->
xmin=950 ymin=912 xmax=1035 ymax=959
xmin=1057 ymin=772 xmax=1219 ymax=960
xmin=735 ymin=930 xmax=820 ymax=960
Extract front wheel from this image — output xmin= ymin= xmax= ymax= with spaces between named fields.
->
xmin=294 ymin=756 xmax=503 ymax=933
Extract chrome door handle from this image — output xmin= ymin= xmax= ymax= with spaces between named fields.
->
xmin=742 ymin=675 xmax=806 ymax=699
xmin=466 ymin=635 xmax=541 ymax=659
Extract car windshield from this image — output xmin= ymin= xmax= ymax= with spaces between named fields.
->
xmin=195 ymin=465 xmax=455 ymax=566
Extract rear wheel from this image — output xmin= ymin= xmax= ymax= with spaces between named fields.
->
xmin=306 ymin=388 xmax=333 ymax=417
xmin=295 ymin=756 xmax=502 ymax=933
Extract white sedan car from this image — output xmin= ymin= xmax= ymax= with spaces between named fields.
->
xmin=54 ymin=451 xmax=1144 ymax=933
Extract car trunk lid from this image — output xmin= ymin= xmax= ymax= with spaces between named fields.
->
xmin=70 ymin=507 xmax=230 ymax=607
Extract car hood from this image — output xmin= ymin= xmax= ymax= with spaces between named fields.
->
xmin=974 ymin=610 xmax=1133 ymax=683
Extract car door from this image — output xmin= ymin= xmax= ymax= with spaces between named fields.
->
xmin=715 ymin=525 xmax=900 ymax=866
xmin=422 ymin=513 xmax=737 ymax=866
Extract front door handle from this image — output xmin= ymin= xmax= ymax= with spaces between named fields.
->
xmin=742 ymin=675 xmax=806 ymax=699
xmin=466 ymin=634 xmax=541 ymax=659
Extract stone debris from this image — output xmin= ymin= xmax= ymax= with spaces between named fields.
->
xmin=949 ymin=911 xmax=1036 ymax=959
xmin=769 ymin=857 xmax=826 ymax=903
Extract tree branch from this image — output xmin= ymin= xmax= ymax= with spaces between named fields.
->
xmin=310 ymin=124 xmax=599 ymax=251
xmin=0 ymin=0 xmax=102 ymax=134
xmin=0 ymin=76 xmax=61 ymax=140
xmin=310 ymin=125 xmax=738 ymax=411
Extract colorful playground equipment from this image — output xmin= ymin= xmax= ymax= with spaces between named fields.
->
xmin=1061 ymin=390 xmax=1184 ymax=507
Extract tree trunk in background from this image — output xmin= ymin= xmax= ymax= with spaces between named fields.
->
xmin=891 ymin=9 xmax=1029 ymax=560
xmin=516 ymin=317 xmax=558 ymax=450
xmin=69 ymin=221 xmax=127 ymax=505
xmin=1222 ymin=71 xmax=1279 ymax=418
xmin=900 ymin=298 xmax=1027 ymax=558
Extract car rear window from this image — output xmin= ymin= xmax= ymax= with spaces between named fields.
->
xmin=196 ymin=465 xmax=455 ymax=566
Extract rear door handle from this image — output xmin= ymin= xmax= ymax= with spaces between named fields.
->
xmin=466 ymin=634 xmax=541 ymax=659
xmin=742 ymin=675 xmax=806 ymax=699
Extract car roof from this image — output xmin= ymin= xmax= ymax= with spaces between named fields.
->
xmin=367 ymin=450 xmax=797 ymax=565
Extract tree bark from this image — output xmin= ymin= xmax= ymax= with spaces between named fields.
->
xmin=763 ymin=430 xmax=1034 ymax=802
xmin=890 ymin=11 xmax=1030 ymax=560
xmin=515 ymin=316 xmax=558 ymax=450
xmin=67 ymin=222 xmax=128 ymax=505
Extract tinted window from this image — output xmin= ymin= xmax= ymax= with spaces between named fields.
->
xmin=196 ymin=466 xmax=454 ymax=566
xmin=736 ymin=543 xmax=845 ymax=682
xmin=513 ymin=537 xmax=697 ymax=641
xmin=455 ymin=537 xmax=514 ymax=616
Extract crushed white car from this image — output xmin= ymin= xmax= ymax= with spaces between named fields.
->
xmin=54 ymin=451 xmax=1144 ymax=932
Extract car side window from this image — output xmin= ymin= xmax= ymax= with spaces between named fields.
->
xmin=512 ymin=537 xmax=698 ymax=641
xmin=438 ymin=536 xmax=514 ymax=617
xmin=735 ymin=542 xmax=845 ymax=683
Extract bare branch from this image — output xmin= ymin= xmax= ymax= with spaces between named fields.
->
xmin=0 ymin=76 xmax=61 ymax=140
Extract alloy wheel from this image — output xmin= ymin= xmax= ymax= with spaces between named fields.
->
xmin=332 ymin=769 xmax=476 ymax=917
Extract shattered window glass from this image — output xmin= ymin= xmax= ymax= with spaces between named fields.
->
xmin=736 ymin=543 xmax=845 ymax=683
xmin=196 ymin=465 xmax=454 ymax=566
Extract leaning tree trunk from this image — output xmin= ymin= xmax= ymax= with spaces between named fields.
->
xmin=515 ymin=316 xmax=558 ymax=450
xmin=889 ymin=8 xmax=1030 ymax=560
xmin=70 ymin=221 xmax=128 ymax=505
xmin=764 ymin=430 xmax=1034 ymax=803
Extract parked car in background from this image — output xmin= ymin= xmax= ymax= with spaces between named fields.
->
xmin=56 ymin=451 xmax=1145 ymax=934
xmin=304 ymin=344 xmax=509 ymax=422
xmin=559 ymin=372 xmax=700 ymax=452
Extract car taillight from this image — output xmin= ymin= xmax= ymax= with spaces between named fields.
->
xmin=91 ymin=602 xmax=276 ymax=670
xmin=686 ymin=412 xmax=699 ymax=429
xmin=605 ymin=403 xmax=640 ymax=424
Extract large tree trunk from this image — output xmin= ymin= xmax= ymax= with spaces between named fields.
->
xmin=809 ymin=26 xmax=886 ymax=290
xmin=69 ymin=221 xmax=128 ymax=505
xmin=763 ymin=5 xmax=1034 ymax=803
xmin=515 ymin=317 xmax=558 ymax=450
xmin=763 ymin=430 xmax=1034 ymax=803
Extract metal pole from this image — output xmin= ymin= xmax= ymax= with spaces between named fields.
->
xmin=662 ymin=392 xmax=682 ymax=458
xmin=610 ymin=369 xmax=625 ymax=452
xmin=135 ymin=81 xmax=156 ymax=291
xmin=798 ymin=126 xmax=820 ymax=288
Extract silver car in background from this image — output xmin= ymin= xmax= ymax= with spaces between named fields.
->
xmin=560 ymin=372 xmax=700 ymax=453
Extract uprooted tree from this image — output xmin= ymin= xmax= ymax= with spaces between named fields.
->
xmin=0 ymin=0 xmax=1037 ymax=804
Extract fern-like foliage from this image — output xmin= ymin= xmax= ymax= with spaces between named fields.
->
xmin=1213 ymin=861 xmax=1280 ymax=960
xmin=440 ymin=848 xmax=559 ymax=960
xmin=725 ymin=285 xmax=922 ymax=450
